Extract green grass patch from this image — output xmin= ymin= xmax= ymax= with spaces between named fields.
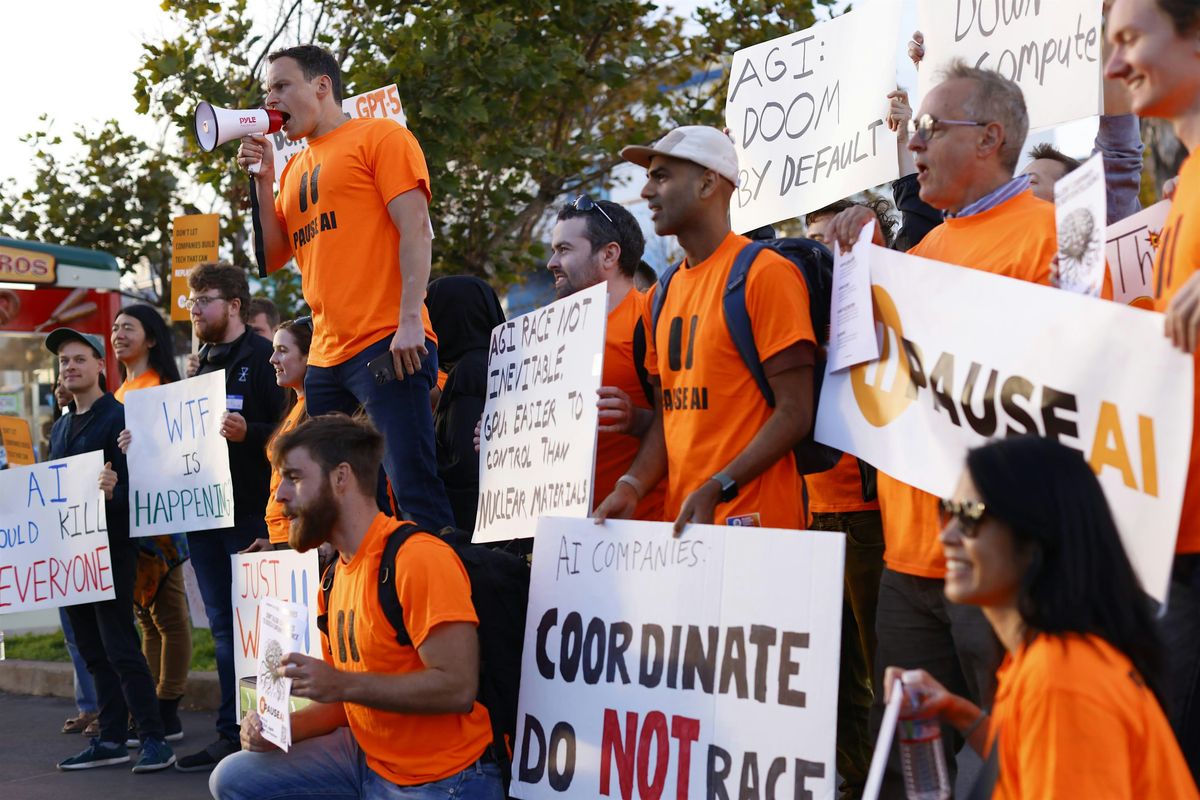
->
xmin=6 ymin=627 xmax=217 ymax=672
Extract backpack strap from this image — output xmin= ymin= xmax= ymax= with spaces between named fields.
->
xmin=648 ymin=260 xmax=684 ymax=350
xmin=721 ymin=242 xmax=774 ymax=406
xmin=377 ymin=522 xmax=426 ymax=647
xmin=631 ymin=317 xmax=655 ymax=407
xmin=316 ymin=557 xmax=337 ymax=637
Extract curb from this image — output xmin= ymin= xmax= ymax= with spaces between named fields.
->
xmin=0 ymin=660 xmax=222 ymax=711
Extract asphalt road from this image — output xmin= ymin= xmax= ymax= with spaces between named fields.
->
xmin=0 ymin=692 xmax=216 ymax=800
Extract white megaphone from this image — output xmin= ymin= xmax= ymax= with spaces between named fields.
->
xmin=193 ymin=101 xmax=285 ymax=174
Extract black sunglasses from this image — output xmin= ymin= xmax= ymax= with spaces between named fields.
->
xmin=938 ymin=497 xmax=989 ymax=538
xmin=571 ymin=194 xmax=615 ymax=226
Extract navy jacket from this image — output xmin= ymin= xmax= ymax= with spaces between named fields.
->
xmin=49 ymin=392 xmax=130 ymax=545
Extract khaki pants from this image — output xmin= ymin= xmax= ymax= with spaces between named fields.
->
xmin=134 ymin=567 xmax=192 ymax=699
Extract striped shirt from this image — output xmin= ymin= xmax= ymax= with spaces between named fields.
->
xmin=944 ymin=174 xmax=1032 ymax=219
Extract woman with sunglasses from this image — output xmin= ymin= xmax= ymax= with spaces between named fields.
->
xmin=886 ymin=436 xmax=1196 ymax=798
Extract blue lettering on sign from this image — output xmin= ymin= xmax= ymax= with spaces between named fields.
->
xmin=162 ymin=397 xmax=212 ymax=443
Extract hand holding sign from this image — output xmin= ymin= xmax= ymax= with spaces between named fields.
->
xmin=281 ymin=652 xmax=342 ymax=704
xmin=98 ymin=461 xmax=116 ymax=501
xmin=220 ymin=411 xmax=247 ymax=443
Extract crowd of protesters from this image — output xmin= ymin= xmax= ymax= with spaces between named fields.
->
xmin=26 ymin=0 xmax=1200 ymax=797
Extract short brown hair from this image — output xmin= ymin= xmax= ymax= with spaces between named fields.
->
xmin=1026 ymin=143 xmax=1081 ymax=176
xmin=189 ymin=262 xmax=251 ymax=322
xmin=248 ymin=296 xmax=280 ymax=329
xmin=271 ymin=414 xmax=383 ymax=496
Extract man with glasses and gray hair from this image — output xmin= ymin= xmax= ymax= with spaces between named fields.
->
xmin=826 ymin=62 xmax=1058 ymax=798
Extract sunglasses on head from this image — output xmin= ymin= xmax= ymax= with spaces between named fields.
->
xmin=938 ymin=497 xmax=988 ymax=537
xmin=571 ymin=194 xmax=615 ymax=226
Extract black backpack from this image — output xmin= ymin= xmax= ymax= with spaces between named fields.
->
xmin=317 ymin=523 xmax=530 ymax=789
xmin=649 ymin=237 xmax=843 ymax=474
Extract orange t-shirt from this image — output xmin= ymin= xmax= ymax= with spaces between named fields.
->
xmin=644 ymin=232 xmax=816 ymax=528
xmin=318 ymin=513 xmax=492 ymax=785
xmin=807 ymin=453 xmax=878 ymax=514
xmin=595 ymin=288 xmax=665 ymax=521
xmin=265 ymin=396 xmax=305 ymax=545
xmin=883 ymin=190 xmax=1056 ymax=577
xmin=275 ymin=118 xmax=437 ymax=368
xmin=113 ymin=368 xmax=161 ymax=403
xmin=989 ymin=633 xmax=1198 ymax=800
xmin=1154 ymin=150 xmax=1200 ymax=554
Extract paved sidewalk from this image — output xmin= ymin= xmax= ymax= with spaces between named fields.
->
xmin=0 ymin=692 xmax=216 ymax=800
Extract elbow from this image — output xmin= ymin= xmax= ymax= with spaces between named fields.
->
xmin=448 ymin=679 xmax=478 ymax=714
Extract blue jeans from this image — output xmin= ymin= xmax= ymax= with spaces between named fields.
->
xmin=210 ymin=726 xmax=504 ymax=800
xmin=305 ymin=335 xmax=453 ymax=530
xmin=188 ymin=520 xmax=265 ymax=741
xmin=60 ymin=607 xmax=98 ymax=715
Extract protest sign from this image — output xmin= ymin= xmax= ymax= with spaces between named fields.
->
xmin=510 ymin=517 xmax=844 ymax=800
xmin=815 ymin=244 xmax=1193 ymax=602
xmin=169 ymin=215 xmax=220 ymax=322
xmin=863 ymin=679 xmax=904 ymax=800
xmin=474 ymin=282 xmax=606 ymax=542
xmin=829 ymin=221 xmax=880 ymax=372
xmin=255 ymin=596 xmax=307 ymax=751
xmin=1106 ymin=200 xmax=1171 ymax=308
xmin=725 ymin=1 xmax=903 ymax=233
xmin=0 ymin=452 xmax=114 ymax=613
xmin=270 ymin=83 xmax=408 ymax=184
xmin=124 ymin=371 xmax=233 ymax=536
xmin=0 ymin=415 xmax=35 ymax=466
xmin=181 ymin=558 xmax=209 ymax=629
xmin=1054 ymin=153 xmax=1107 ymax=295
xmin=233 ymin=548 xmax=321 ymax=718
xmin=916 ymin=0 xmax=1103 ymax=131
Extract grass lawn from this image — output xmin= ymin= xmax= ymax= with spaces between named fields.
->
xmin=5 ymin=627 xmax=217 ymax=672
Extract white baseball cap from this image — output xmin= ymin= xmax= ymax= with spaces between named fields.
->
xmin=620 ymin=125 xmax=739 ymax=187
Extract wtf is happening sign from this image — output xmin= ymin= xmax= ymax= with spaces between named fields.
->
xmin=511 ymin=517 xmax=844 ymax=800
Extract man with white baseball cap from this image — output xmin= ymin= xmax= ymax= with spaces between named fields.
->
xmin=594 ymin=125 xmax=817 ymax=534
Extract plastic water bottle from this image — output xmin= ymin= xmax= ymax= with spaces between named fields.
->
xmin=899 ymin=680 xmax=951 ymax=800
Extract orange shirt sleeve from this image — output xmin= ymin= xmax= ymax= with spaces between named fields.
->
xmin=744 ymin=253 xmax=817 ymax=360
xmin=371 ymin=126 xmax=432 ymax=205
xmin=393 ymin=536 xmax=477 ymax=648
xmin=642 ymin=283 xmax=660 ymax=378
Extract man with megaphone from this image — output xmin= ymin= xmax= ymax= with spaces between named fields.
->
xmin=235 ymin=45 xmax=454 ymax=535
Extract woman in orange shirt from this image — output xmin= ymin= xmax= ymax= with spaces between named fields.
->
xmin=887 ymin=436 xmax=1197 ymax=799
xmin=244 ymin=317 xmax=312 ymax=551
xmin=111 ymin=303 xmax=191 ymax=745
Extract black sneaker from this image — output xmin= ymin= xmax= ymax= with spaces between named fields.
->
xmin=57 ymin=738 xmax=130 ymax=770
xmin=131 ymin=737 xmax=176 ymax=773
xmin=174 ymin=737 xmax=239 ymax=773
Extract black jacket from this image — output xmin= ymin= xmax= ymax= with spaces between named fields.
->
xmin=49 ymin=393 xmax=130 ymax=544
xmin=197 ymin=328 xmax=286 ymax=523
xmin=891 ymin=172 xmax=942 ymax=252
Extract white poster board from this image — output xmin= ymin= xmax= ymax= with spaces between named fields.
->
xmin=233 ymin=548 xmax=321 ymax=718
xmin=1053 ymin=153 xmax=1108 ymax=295
xmin=916 ymin=0 xmax=1103 ymax=131
xmin=474 ymin=283 xmax=607 ymax=542
xmin=725 ymin=1 xmax=903 ymax=233
xmin=124 ymin=371 xmax=233 ymax=536
xmin=510 ymin=517 xmax=845 ymax=800
xmin=0 ymin=452 xmax=114 ymax=613
xmin=1106 ymin=200 xmax=1171 ymax=307
xmin=815 ymin=244 xmax=1194 ymax=602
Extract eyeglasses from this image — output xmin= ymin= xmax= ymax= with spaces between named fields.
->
xmin=910 ymin=113 xmax=989 ymax=144
xmin=184 ymin=295 xmax=227 ymax=311
xmin=938 ymin=497 xmax=989 ymax=538
xmin=571 ymin=194 xmax=615 ymax=226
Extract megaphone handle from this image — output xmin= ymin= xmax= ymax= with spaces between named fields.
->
xmin=248 ymin=158 xmax=262 ymax=176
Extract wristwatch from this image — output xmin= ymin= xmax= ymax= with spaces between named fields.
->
xmin=711 ymin=471 xmax=738 ymax=503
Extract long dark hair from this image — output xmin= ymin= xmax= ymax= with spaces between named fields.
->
xmin=275 ymin=317 xmax=312 ymax=419
xmin=966 ymin=436 xmax=1164 ymax=703
xmin=116 ymin=304 xmax=181 ymax=384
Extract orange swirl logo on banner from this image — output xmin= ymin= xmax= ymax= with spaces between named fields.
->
xmin=850 ymin=285 xmax=913 ymax=427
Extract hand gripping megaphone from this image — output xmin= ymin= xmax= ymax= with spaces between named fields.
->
xmin=193 ymin=101 xmax=284 ymax=174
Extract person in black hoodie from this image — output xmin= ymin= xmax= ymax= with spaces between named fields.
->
xmin=426 ymin=276 xmax=505 ymax=531
xmin=48 ymin=328 xmax=175 ymax=773
xmin=176 ymin=262 xmax=285 ymax=772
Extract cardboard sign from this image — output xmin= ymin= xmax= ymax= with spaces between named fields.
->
xmin=124 ymin=371 xmax=234 ymax=536
xmin=814 ymin=244 xmax=1194 ymax=602
xmin=270 ymin=83 xmax=408 ymax=185
xmin=233 ymin=548 xmax=321 ymax=718
xmin=255 ymin=596 xmax=307 ymax=751
xmin=169 ymin=215 xmax=220 ymax=322
xmin=725 ymin=1 xmax=903 ymax=233
xmin=0 ymin=452 xmax=115 ymax=613
xmin=916 ymin=0 xmax=1103 ymax=131
xmin=474 ymin=282 xmax=607 ymax=542
xmin=1106 ymin=200 xmax=1171 ymax=308
xmin=511 ymin=517 xmax=844 ymax=800
xmin=0 ymin=415 xmax=35 ymax=466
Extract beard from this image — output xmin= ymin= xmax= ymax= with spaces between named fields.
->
xmin=197 ymin=313 xmax=229 ymax=345
xmin=287 ymin=479 xmax=339 ymax=552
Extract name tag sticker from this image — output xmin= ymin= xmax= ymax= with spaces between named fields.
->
xmin=227 ymin=395 xmax=244 ymax=411
xmin=726 ymin=513 xmax=761 ymax=527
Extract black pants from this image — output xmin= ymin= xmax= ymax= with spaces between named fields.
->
xmin=65 ymin=537 xmax=164 ymax=744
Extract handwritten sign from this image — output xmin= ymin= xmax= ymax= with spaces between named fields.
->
xmin=255 ymin=596 xmax=306 ymax=751
xmin=0 ymin=452 xmax=114 ymax=613
xmin=233 ymin=548 xmax=321 ymax=718
xmin=1106 ymin=201 xmax=1170 ymax=309
xmin=0 ymin=415 xmax=35 ymax=466
xmin=725 ymin=1 xmax=903 ymax=233
xmin=169 ymin=215 xmax=220 ymax=322
xmin=124 ymin=371 xmax=233 ymax=536
xmin=474 ymin=282 xmax=606 ymax=542
xmin=1053 ymin=153 xmax=1107 ymax=295
xmin=510 ymin=517 xmax=844 ymax=800
xmin=815 ymin=243 xmax=1194 ymax=603
xmin=917 ymin=0 xmax=1103 ymax=131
